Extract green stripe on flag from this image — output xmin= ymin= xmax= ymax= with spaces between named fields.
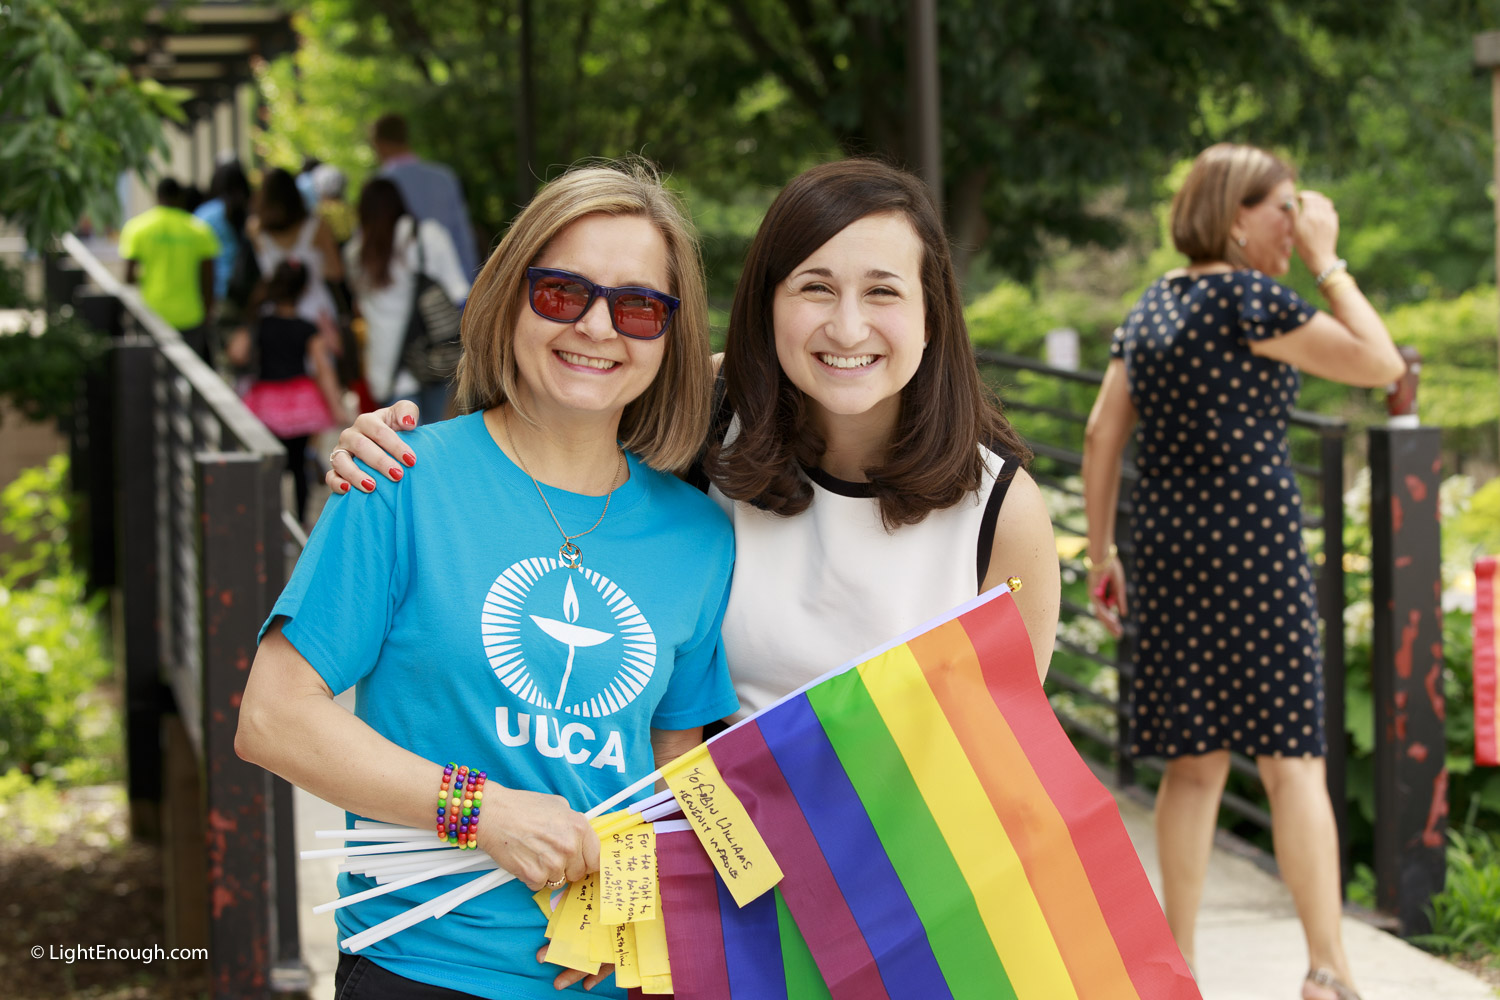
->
xmin=807 ymin=668 xmax=1016 ymax=1000
xmin=776 ymin=888 xmax=832 ymax=999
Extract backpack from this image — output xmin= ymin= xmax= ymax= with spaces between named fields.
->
xmin=399 ymin=227 xmax=463 ymax=386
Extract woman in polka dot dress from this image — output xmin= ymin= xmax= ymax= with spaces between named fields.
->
xmin=1082 ymin=144 xmax=1405 ymax=1000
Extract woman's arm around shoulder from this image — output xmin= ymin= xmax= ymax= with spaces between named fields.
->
xmin=980 ymin=466 xmax=1059 ymax=681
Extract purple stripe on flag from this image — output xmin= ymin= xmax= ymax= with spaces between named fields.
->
xmin=710 ymin=721 xmax=891 ymax=1000
xmin=716 ymin=868 xmax=788 ymax=1000
xmin=657 ymin=828 xmax=731 ymax=1000
xmin=759 ymin=696 xmax=953 ymax=999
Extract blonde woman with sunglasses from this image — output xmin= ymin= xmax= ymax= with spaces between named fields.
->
xmin=237 ymin=162 xmax=737 ymax=999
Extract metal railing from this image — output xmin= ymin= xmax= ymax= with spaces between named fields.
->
xmin=977 ymin=347 xmax=1352 ymax=879
xmin=56 ymin=234 xmax=310 ymax=998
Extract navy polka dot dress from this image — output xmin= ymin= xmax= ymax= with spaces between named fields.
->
xmin=1110 ymin=270 xmax=1326 ymax=760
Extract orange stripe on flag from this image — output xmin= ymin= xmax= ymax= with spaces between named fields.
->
xmin=908 ymin=620 xmax=1140 ymax=999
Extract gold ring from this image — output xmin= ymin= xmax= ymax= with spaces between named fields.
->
xmin=545 ymin=877 xmax=566 ymax=888
xmin=329 ymin=447 xmax=351 ymax=464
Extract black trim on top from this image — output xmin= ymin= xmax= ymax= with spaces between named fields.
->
xmin=803 ymin=465 xmax=875 ymax=498
xmin=976 ymin=442 xmax=1018 ymax=587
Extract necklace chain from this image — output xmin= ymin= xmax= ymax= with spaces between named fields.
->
xmin=506 ymin=417 xmax=624 ymax=570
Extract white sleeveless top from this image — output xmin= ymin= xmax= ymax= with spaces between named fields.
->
xmin=709 ymin=442 xmax=1012 ymax=720
xmin=253 ymin=217 xmax=337 ymax=325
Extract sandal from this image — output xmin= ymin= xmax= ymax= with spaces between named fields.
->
xmin=1304 ymin=968 xmax=1362 ymax=1000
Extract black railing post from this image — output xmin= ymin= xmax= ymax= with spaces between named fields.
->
xmin=116 ymin=338 xmax=166 ymax=840
xmin=198 ymin=450 xmax=295 ymax=998
xmin=1319 ymin=426 xmax=1349 ymax=888
xmin=1368 ymin=426 xmax=1445 ymax=936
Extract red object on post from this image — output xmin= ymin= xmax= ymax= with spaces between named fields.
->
xmin=1476 ymin=557 xmax=1499 ymax=767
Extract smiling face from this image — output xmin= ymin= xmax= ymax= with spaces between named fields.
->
xmin=1232 ymin=178 xmax=1299 ymax=276
xmin=510 ymin=213 xmax=670 ymax=426
xmin=772 ymin=212 xmax=927 ymax=439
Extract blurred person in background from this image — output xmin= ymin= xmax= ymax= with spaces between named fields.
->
xmin=119 ymin=176 xmax=220 ymax=363
xmin=1083 ymin=143 xmax=1404 ymax=1000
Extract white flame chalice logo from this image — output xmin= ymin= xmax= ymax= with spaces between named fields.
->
xmin=529 ymin=577 xmax=614 ymax=707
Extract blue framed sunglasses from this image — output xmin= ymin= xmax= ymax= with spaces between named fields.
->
xmin=525 ymin=267 xmax=679 ymax=340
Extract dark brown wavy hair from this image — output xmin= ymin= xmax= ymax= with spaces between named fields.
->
xmin=355 ymin=178 xmax=409 ymax=290
xmin=704 ymin=158 xmax=1029 ymax=529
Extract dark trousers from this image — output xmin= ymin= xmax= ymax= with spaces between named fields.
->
xmin=334 ymin=953 xmax=485 ymax=999
xmin=277 ymin=434 xmax=311 ymax=524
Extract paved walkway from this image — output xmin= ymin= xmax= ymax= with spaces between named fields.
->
xmin=292 ymin=769 xmax=1496 ymax=1000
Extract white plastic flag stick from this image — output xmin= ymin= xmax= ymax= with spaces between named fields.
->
xmin=378 ymin=860 xmax=497 ymax=884
xmin=301 ymin=840 xmax=448 ymax=860
xmin=315 ymin=827 xmax=440 ymax=842
xmin=349 ymin=855 xmax=472 ymax=878
xmin=315 ymin=854 xmax=496 ymax=913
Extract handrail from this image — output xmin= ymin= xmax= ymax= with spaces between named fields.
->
xmin=59 ymin=233 xmax=284 ymax=457
xmin=56 ymin=233 xmax=310 ymax=995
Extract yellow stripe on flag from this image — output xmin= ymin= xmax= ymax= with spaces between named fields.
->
xmin=859 ymin=645 xmax=1080 ymax=1000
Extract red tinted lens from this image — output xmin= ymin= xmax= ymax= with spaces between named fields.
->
xmin=612 ymin=294 xmax=668 ymax=338
xmin=532 ymin=276 xmax=590 ymax=320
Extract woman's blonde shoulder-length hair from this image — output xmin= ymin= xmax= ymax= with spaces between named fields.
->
xmin=1170 ymin=143 xmax=1296 ymax=267
xmin=454 ymin=159 xmax=712 ymax=473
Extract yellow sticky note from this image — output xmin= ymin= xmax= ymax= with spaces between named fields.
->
xmin=534 ymin=885 xmax=561 ymax=923
xmin=543 ymin=874 xmax=601 ymax=975
xmin=634 ymin=913 xmax=671 ymax=979
xmin=588 ymin=911 xmax=613 ymax=964
xmin=640 ymin=973 xmax=674 ymax=994
xmin=590 ymin=809 xmax=641 ymax=841
xmin=611 ymin=921 xmax=640 ymax=988
xmin=662 ymin=745 xmax=783 ymax=907
xmin=600 ymin=825 xmax=658 ymax=924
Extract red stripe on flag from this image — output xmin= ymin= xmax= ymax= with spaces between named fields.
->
xmin=709 ymin=721 xmax=892 ymax=1000
xmin=657 ymin=828 xmax=732 ymax=1000
xmin=958 ymin=593 xmax=1200 ymax=999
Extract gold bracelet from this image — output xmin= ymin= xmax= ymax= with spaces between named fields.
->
xmin=1082 ymin=545 xmax=1117 ymax=572
xmin=1319 ymin=271 xmax=1357 ymax=298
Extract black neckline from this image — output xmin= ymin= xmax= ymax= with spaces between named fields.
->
xmin=803 ymin=465 xmax=875 ymax=498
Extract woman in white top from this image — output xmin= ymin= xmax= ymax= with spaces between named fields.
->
xmin=345 ymin=178 xmax=472 ymax=408
xmin=325 ymin=159 xmax=1060 ymax=695
xmin=248 ymin=168 xmax=342 ymax=329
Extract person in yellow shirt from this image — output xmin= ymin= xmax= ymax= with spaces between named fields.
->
xmin=119 ymin=177 xmax=221 ymax=362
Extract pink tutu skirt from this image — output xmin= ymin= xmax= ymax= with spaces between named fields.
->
xmin=242 ymin=376 xmax=334 ymax=438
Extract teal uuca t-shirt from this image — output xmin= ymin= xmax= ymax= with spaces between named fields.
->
xmin=265 ymin=412 xmax=738 ymax=999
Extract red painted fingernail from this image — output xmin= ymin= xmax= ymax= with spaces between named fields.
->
xmin=402 ymin=452 xmax=416 ymax=467
xmin=389 ymin=467 xmax=403 ymax=481
xmin=361 ymin=478 xmax=376 ymax=491
xmin=339 ymin=482 xmax=350 ymax=493
xmin=402 ymin=415 xmax=416 ymax=427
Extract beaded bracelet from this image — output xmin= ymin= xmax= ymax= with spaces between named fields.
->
xmin=437 ymin=762 xmax=487 ymax=849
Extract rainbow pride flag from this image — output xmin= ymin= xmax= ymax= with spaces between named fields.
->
xmin=654 ymin=828 xmax=829 ymax=1000
xmin=1476 ymin=557 xmax=1498 ymax=767
xmin=653 ymin=588 xmax=1198 ymax=999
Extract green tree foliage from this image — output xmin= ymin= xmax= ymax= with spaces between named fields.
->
xmin=257 ymin=0 xmax=834 ymax=270
xmin=0 ymin=0 xmax=187 ymax=249
xmin=257 ymin=0 xmax=1434 ymax=285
